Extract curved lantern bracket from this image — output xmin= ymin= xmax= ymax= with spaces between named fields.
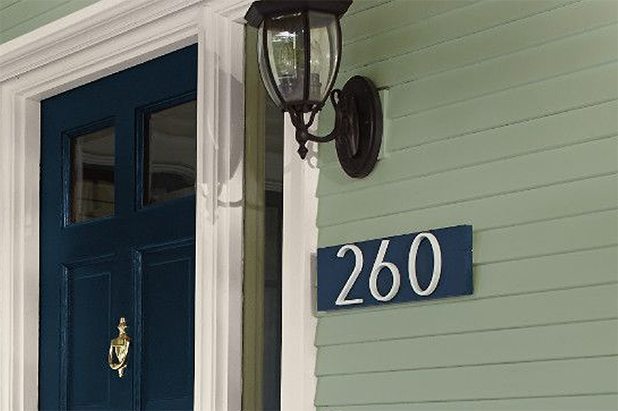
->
xmin=289 ymin=76 xmax=382 ymax=178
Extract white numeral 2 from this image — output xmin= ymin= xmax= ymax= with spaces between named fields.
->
xmin=335 ymin=244 xmax=364 ymax=306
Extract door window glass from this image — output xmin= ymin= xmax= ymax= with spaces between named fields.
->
xmin=70 ymin=127 xmax=115 ymax=223
xmin=143 ymin=100 xmax=197 ymax=205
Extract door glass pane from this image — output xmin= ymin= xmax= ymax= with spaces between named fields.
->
xmin=70 ymin=127 xmax=115 ymax=223
xmin=144 ymin=100 xmax=197 ymax=205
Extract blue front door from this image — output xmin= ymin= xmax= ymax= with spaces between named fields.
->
xmin=40 ymin=45 xmax=198 ymax=410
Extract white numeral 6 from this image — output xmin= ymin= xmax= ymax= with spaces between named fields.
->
xmin=369 ymin=240 xmax=400 ymax=302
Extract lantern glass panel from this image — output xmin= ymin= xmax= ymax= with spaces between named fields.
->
xmin=265 ymin=12 xmax=306 ymax=105
xmin=257 ymin=24 xmax=283 ymax=107
xmin=308 ymin=11 xmax=339 ymax=104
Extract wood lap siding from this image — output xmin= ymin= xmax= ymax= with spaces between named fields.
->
xmin=0 ymin=0 xmax=98 ymax=45
xmin=315 ymin=1 xmax=618 ymax=410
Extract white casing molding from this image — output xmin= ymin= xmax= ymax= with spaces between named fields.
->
xmin=195 ymin=6 xmax=246 ymax=411
xmin=0 ymin=1 xmax=319 ymax=410
xmin=281 ymin=116 xmax=319 ymax=411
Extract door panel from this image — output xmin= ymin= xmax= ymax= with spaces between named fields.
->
xmin=40 ymin=45 xmax=197 ymax=410
xmin=61 ymin=257 xmax=114 ymax=410
xmin=136 ymin=241 xmax=195 ymax=410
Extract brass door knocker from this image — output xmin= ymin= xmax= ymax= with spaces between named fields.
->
xmin=108 ymin=317 xmax=131 ymax=378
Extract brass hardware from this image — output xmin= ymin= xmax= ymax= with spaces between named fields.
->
xmin=108 ymin=317 xmax=131 ymax=378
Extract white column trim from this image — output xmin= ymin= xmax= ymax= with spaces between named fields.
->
xmin=281 ymin=116 xmax=319 ymax=411
xmin=194 ymin=8 xmax=245 ymax=411
xmin=0 ymin=1 xmax=250 ymax=410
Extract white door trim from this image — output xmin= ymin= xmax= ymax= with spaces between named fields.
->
xmin=281 ymin=119 xmax=319 ymax=411
xmin=0 ymin=0 xmax=250 ymax=410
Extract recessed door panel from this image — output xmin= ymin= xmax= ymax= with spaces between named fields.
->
xmin=61 ymin=258 xmax=114 ymax=410
xmin=136 ymin=242 xmax=195 ymax=410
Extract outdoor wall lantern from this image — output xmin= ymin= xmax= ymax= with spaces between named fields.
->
xmin=245 ymin=0 xmax=383 ymax=178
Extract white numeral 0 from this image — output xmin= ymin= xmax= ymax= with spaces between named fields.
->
xmin=369 ymin=240 xmax=401 ymax=301
xmin=408 ymin=233 xmax=442 ymax=296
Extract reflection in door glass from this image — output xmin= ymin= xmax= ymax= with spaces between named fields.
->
xmin=70 ymin=127 xmax=115 ymax=223
xmin=144 ymin=100 xmax=197 ymax=205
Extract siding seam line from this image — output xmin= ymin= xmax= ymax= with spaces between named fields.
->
xmin=343 ymin=0 xmax=482 ymax=46
xmin=319 ymin=97 xmax=618 ymax=174
xmin=0 ymin=0 xmax=22 ymax=13
xmin=317 ymin=354 xmax=618 ymax=378
xmin=317 ymin=171 xmax=618 ymax=230
xmin=343 ymin=21 xmax=618 ymax=89
xmin=342 ymin=0 xmax=584 ymax=71
xmin=315 ymin=281 xmax=618 ymax=321
xmin=476 ymin=242 xmax=618 ymax=267
xmin=474 ymin=206 xmax=618 ymax=235
xmin=319 ymin=130 xmax=618 ymax=198
xmin=316 ymin=318 xmax=618 ymax=349
xmin=345 ymin=0 xmax=395 ymax=17
xmin=388 ymin=59 xmax=618 ymax=121
xmin=316 ymin=392 xmax=618 ymax=408
xmin=316 ymin=317 xmax=618 ymax=348
xmin=0 ymin=0 xmax=73 ymax=32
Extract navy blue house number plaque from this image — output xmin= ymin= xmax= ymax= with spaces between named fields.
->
xmin=317 ymin=225 xmax=473 ymax=311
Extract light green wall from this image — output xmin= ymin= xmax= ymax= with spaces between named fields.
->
xmin=0 ymin=0 xmax=98 ymax=45
xmin=316 ymin=0 xmax=618 ymax=409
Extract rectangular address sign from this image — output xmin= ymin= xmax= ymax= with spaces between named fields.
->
xmin=317 ymin=225 xmax=473 ymax=311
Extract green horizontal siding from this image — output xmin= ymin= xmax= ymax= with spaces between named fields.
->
xmin=318 ymin=137 xmax=617 ymax=228
xmin=343 ymin=0 xmax=477 ymax=45
xmin=0 ymin=0 xmax=98 ymax=45
xmin=318 ymin=395 xmax=618 ymax=411
xmin=317 ymin=319 xmax=618 ymax=375
xmin=316 ymin=357 xmax=618 ymax=405
xmin=316 ymin=0 xmax=618 ymax=409
xmin=316 ymin=283 xmax=618 ymax=345
xmin=342 ymin=0 xmax=581 ymax=70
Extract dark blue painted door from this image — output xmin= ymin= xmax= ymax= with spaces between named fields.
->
xmin=40 ymin=45 xmax=197 ymax=411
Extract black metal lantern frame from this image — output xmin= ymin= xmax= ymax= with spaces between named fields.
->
xmin=245 ymin=0 xmax=383 ymax=178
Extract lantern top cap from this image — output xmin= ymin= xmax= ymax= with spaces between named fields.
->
xmin=245 ymin=0 xmax=352 ymax=28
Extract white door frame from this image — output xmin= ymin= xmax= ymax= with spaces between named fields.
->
xmin=281 ymin=121 xmax=319 ymax=411
xmin=0 ymin=0 xmax=318 ymax=410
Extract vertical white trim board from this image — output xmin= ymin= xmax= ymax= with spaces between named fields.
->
xmin=281 ymin=116 xmax=319 ymax=411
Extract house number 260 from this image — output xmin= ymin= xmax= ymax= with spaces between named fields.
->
xmin=335 ymin=233 xmax=442 ymax=306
